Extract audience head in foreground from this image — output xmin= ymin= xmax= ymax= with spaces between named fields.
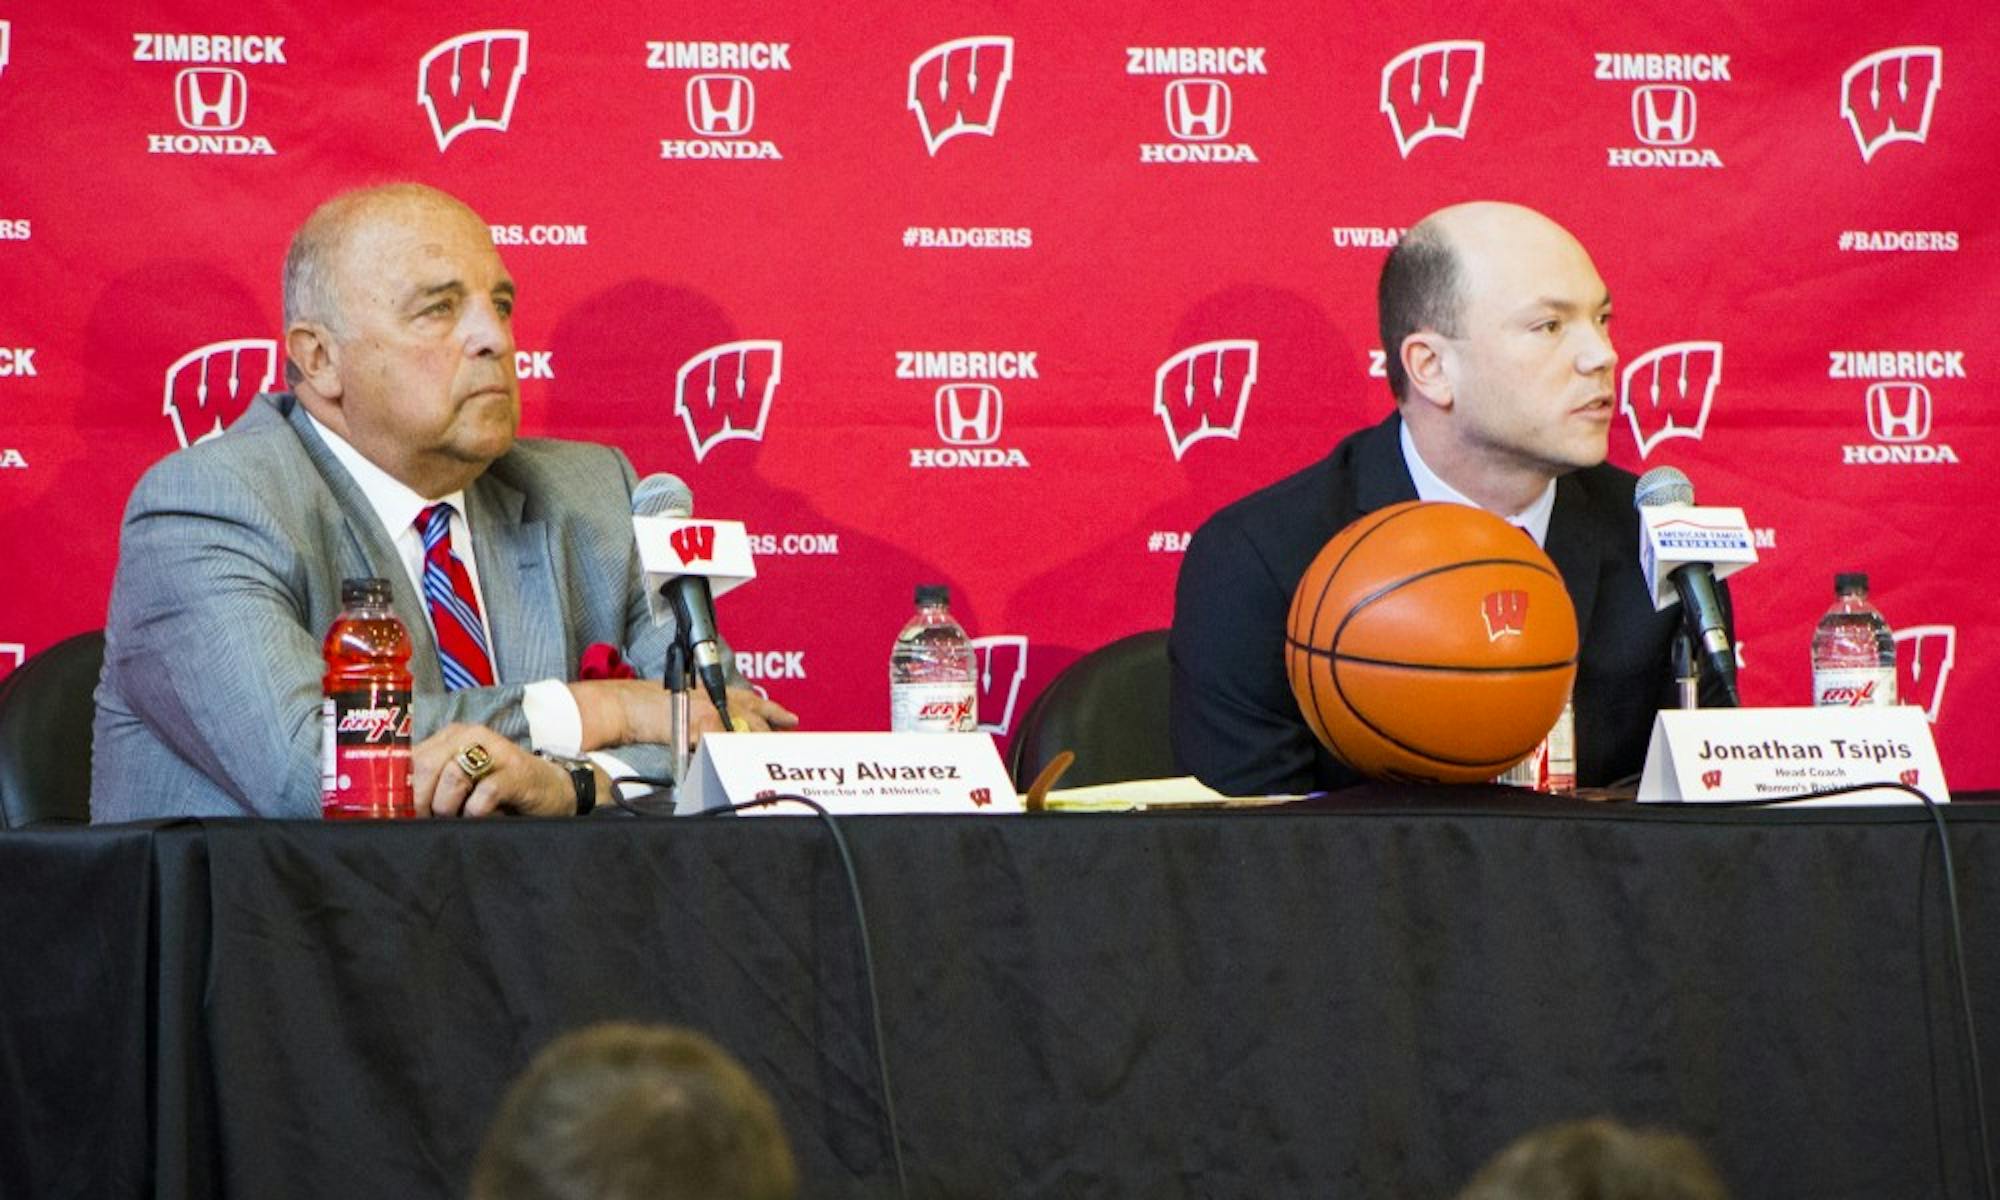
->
xmin=1456 ymin=1116 xmax=1729 ymax=1200
xmin=472 ymin=1022 xmax=797 ymax=1200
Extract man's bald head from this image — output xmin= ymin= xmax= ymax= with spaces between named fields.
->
xmin=1378 ymin=202 xmax=1590 ymax=402
xmin=281 ymin=183 xmax=486 ymax=384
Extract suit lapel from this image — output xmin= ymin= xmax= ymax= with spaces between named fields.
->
xmin=277 ymin=398 xmax=450 ymax=692
xmin=465 ymin=472 xmax=566 ymax=684
xmin=1543 ymin=473 xmax=1602 ymax=638
xmin=1353 ymin=411 xmax=1420 ymax=513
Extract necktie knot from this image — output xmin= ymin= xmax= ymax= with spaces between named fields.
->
xmin=418 ymin=503 xmax=456 ymax=549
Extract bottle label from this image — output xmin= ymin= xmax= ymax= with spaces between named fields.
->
xmin=321 ymin=684 xmax=415 ymax=818
xmin=1812 ymin=666 xmax=1897 ymax=708
xmin=890 ymin=682 xmax=978 ymax=733
xmin=1496 ymin=700 xmax=1576 ymax=793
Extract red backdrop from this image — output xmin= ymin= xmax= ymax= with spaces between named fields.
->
xmin=2 ymin=2 xmax=1995 ymax=785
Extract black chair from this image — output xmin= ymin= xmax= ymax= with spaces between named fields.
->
xmin=0 ymin=631 xmax=104 ymax=828
xmin=1006 ymin=629 xmax=1174 ymax=791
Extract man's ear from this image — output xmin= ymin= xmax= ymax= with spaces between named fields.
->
xmin=285 ymin=322 xmax=342 ymax=400
xmin=1400 ymin=331 xmax=1454 ymax=412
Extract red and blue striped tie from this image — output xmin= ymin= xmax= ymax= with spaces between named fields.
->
xmin=417 ymin=503 xmax=495 ymax=691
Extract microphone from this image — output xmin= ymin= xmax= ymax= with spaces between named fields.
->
xmin=1634 ymin=465 xmax=1740 ymax=707
xmin=631 ymin=473 xmax=734 ymax=730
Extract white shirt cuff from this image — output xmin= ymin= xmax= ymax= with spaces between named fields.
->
xmin=521 ymin=679 xmax=583 ymax=757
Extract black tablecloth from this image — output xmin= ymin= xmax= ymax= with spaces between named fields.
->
xmin=3 ymin=790 xmax=1996 ymax=1198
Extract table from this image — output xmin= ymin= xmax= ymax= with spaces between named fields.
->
xmin=3 ymin=788 xmax=1996 ymax=1198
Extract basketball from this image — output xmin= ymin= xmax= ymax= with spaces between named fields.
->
xmin=1284 ymin=501 xmax=1579 ymax=784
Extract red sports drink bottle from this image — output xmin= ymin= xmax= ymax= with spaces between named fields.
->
xmin=321 ymin=577 xmax=415 ymax=819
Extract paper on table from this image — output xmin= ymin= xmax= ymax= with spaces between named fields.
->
xmin=1037 ymin=775 xmax=1304 ymax=812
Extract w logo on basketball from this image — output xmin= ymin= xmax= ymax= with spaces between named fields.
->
xmin=1481 ymin=590 xmax=1528 ymax=641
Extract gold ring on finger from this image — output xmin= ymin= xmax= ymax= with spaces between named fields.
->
xmin=455 ymin=743 xmax=498 ymax=781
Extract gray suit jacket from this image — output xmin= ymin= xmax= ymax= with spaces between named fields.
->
xmin=91 ymin=393 xmax=673 ymax=821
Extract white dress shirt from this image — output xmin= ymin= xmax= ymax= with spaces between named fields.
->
xmin=305 ymin=411 xmax=590 ymax=756
xmin=1399 ymin=420 xmax=1556 ymax=548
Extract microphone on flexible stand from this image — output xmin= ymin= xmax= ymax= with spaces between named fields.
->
xmin=1634 ymin=465 xmax=1741 ymax=707
xmin=632 ymin=473 xmax=735 ymax=737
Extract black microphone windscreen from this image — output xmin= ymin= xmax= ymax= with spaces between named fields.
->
xmin=632 ymin=472 xmax=694 ymax=519
xmin=1634 ymin=465 xmax=1695 ymax=510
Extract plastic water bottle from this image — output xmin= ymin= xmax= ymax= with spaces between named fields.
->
xmin=321 ymin=577 xmax=416 ymax=818
xmin=889 ymin=585 xmax=977 ymax=733
xmin=1811 ymin=572 xmax=1897 ymax=708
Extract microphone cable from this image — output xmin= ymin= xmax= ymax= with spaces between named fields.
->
xmin=1653 ymin=782 xmax=1993 ymax=1200
xmin=610 ymin=778 xmax=910 ymax=1199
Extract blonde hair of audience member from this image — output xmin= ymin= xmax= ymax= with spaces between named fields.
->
xmin=1456 ymin=1117 xmax=1728 ymax=1200
xmin=471 ymin=1023 xmax=798 ymax=1200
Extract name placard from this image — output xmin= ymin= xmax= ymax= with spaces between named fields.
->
xmin=673 ymin=732 xmax=1022 ymax=815
xmin=1637 ymin=706 xmax=1949 ymax=805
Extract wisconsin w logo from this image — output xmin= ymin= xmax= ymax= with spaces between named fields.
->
xmin=1154 ymin=339 xmax=1259 ymax=460
xmin=1620 ymin=341 xmax=1723 ymax=459
xmin=1841 ymin=46 xmax=1941 ymax=163
xmin=908 ymin=36 xmax=1014 ymax=155
xmin=163 ymin=339 xmax=278 ymax=448
xmin=1481 ymin=590 xmax=1528 ymax=641
xmin=674 ymin=340 xmax=782 ymax=461
xmin=1893 ymin=624 xmax=1956 ymax=723
xmin=419 ymin=30 xmax=529 ymax=152
xmin=1380 ymin=40 xmax=1484 ymax=157
xmin=970 ymin=635 xmax=1029 ymax=735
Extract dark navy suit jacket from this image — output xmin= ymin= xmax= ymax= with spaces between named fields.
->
xmin=1169 ymin=412 xmax=1729 ymax=794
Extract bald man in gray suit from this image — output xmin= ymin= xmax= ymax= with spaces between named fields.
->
xmin=92 ymin=184 xmax=794 ymax=822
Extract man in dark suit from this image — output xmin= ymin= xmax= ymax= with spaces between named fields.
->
xmin=1171 ymin=201 xmax=1722 ymax=795
xmin=92 ymin=183 xmax=794 ymax=821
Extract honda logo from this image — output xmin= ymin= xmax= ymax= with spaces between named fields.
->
xmin=177 ymin=68 xmax=247 ymax=132
xmin=1164 ymin=78 xmax=1231 ymax=141
xmin=908 ymin=36 xmax=1014 ymax=156
xmin=418 ymin=30 xmax=529 ymax=152
xmin=970 ymin=635 xmax=1029 ymax=735
xmin=1632 ymin=85 xmax=1696 ymax=146
xmin=936 ymin=384 xmax=1002 ymax=446
xmin=687 ymin=73 xmax=754 ymax=137
xmin=1481 ymin=590 xmax=1528 ymax=641
xmin=1893 ymin=624 xmax=1956 ymax=723
xmin=1154 ymin=339 xmax=1259 ymax=460
xmin=1841 ymin=46 xmax=1942 ymax=163
xmin=163 ymin=339 xmax=278 ymax=448
xmin=674 ymin=339 xmax=782 ymax=462
xmin=1619 ymin=340 xmax=1723 ymax=458
xmin=1380 ymin=40 xmax=1485 ymax=157
xmin=1866 ymin=381 xmax=1931 ymax=443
